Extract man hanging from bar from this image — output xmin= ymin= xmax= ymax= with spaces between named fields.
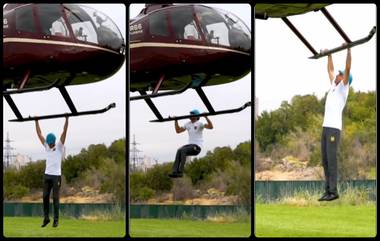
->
xmin=36 ymin=117 xmax=69 ymax=227
xmin=168 ymin=109 xmax=213 ymax=178
xmin=318 ymin=46 xmax=352 ymax=201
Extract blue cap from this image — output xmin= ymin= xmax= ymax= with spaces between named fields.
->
xmin=339 ymin=70 xmax=353 ymax=85
xmin=46 ymin=133 xmax=56 ymax=145
xmin=190 ymin=109 xmax=200 ymax=115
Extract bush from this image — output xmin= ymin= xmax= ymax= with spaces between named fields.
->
xmin=144 ymin=163 xmax=173 ymax=192
xmin=18 ymin=160 xmax=45 ymax=189
xmin=6 ymin=185 xmax=29 ymax=199
xmin=171 ymin=176 xmax=194 ymax=201
xmin=225 ymin=162 xmax=251 ymax=208
xmin=132 ymin=186 xmax=155 ymax=203
xmin=99 ymin=158 xmax=126 ymax=204
xmin=62 ymin=153 xmax=88 ymax=183
xmin=186 ymin=157 xmax=213 ymax=185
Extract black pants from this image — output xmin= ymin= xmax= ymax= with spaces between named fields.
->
xmin=43 ymin=174 xmax=61 ymax=221
xmin=321 ymin=127 xmax=341 ymax=195
xmin=172 ymin=144 xmax=201 ymax=174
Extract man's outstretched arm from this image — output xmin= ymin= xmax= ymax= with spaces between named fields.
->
xmin=326 ymin=50 xmax=335 ymax=83
xmin=343 ymin=48 xmax=351 ymax=86
xmin=35 ymin=120 xmax=45 ymax=146
xmin=60 ymin=116 xmax=69 ymax=145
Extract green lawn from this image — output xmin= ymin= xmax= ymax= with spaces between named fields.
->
xmin=3 ymin=217 xmax=126 ymax=237
xmin=255 ymin=204 xmax=376 ymax=237
xmin=130 ymin=219 xmax=251 ymax=237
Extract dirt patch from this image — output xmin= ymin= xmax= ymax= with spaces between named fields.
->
xmin=255 ymin=166 xmax=324 ymax=180
xmin=13 ymin=186 xmax=113 ymax=203
xmin=144 ymin=189 xmax=239 ymax=205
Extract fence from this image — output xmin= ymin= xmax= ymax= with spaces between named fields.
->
xmin=130 ymin=204 xmax=248 ymax=219
xmin=3 ymin=203 xmax=125 ymax=217
xmin=255 ymin=180 xmax=376 ymax=202
xmin=4 ymin=203 xmax=248 ymax=219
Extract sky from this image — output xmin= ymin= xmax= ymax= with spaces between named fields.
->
xmin=3 ymin=4 xmax=126 ymax=162
xmin=256 ymin=4 xmax=376 ymax=115
xmin=129 ymin=4 xmax=252 ymax=163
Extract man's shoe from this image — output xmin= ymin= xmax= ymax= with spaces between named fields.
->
xmin=41 ymin=218 xmax=50 ymax=227
xmin=52 ymin=220 xmax=59 ymax=227
xmin=168 ymin=173 xmax=179 ymax=178
xmin=324 ymin=193 xmax=339 ymax=201
xmin=168 ymin=172 xmax=183 ymax=178
xmin=318 ymin=192 xmax=329 ymax=201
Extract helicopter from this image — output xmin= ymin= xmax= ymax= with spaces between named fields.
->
xmin=3 ymin=3 xmax=126 ymax=122
xmin=255 ymin=4 xmax=376 ymax=59
xmin=129 ymin=4 xmax=251 ymax=122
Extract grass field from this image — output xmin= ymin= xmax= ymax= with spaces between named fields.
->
xmin=255 ymin=203 xmax=376 ymax=237
xmin=3 ymin=217 xmax=126 ymax=237
xmin=130 ymin=219 xmax=251 ymax=237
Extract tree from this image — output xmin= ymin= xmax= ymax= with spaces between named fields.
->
xmin=234 ymin=141 xmax=251 ymax=166
xmin=108 ymin=138 xmax=126 ymax=163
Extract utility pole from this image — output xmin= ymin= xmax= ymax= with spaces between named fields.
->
xmin=130 ymin=134 xmax=143 ymax=172
xmin=3 ymin=132 xmax=16 ymax=170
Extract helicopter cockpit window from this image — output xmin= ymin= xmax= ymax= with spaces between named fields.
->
xmin=64 ymin=4 xmax=124 ymax=51
xmin=194 ymin=6 xmax=230 ymax=46
xmin=194 ymin=5 xmax=251 ymax=51
xmin=64 ymin=6 xmax=98 ymax=44
xmin=216 ymin=8 xmax=251 ymax=52
xmin=149 ymin=11 xmax=169 ymax=37
xmin=37 ymin=4 xmax=70 ymax=37
xmin=170 ymin=7 xmax=201 ymax=41
xmin=15 ymin=5 xmax=36 ymax=33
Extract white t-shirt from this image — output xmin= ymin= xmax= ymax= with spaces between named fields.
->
xmin=44 ymin=140 xmax=65 ymax=176
xmin=322 ymin=81 xmax=349 ymax=130
xmin=184 ymin=121 xmax=205 ymax=148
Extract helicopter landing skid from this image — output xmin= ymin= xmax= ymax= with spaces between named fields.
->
xmin=150 ymin=101 xmax=251 ymax=122
xmin=4 ymin=82 xmax=116 ymax=122
xmin=9 ymin=103 xmax=116 ymax=122
xmin=131 ymin=75 xmax=251 ymax=122
xmin=282 ymin=7 xmax=376 ymax=59
xmin=309 ymin=26 xmax=376 ymax=59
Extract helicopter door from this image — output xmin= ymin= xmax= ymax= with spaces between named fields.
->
xmin=13 ymin=4 xmax=39 ymax=38
xmin=147 ymin=8 xmax=170 ymax=42
xmin=168 ymin=6 xmax=209 ymax=68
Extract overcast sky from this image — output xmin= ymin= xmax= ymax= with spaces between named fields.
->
xmin=129 ymin=4 xmax=252 ymax=164
xmin=256 ymin=4 xmax=376 ymax=115
xmin=3 ymin=4 xmax=126 ymax=162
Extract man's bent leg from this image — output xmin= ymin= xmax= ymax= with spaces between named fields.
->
xmin=172 ymin=146 xmax=184 ymax=174
xmin=178 ymin=144 xmax=201 ymax=173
